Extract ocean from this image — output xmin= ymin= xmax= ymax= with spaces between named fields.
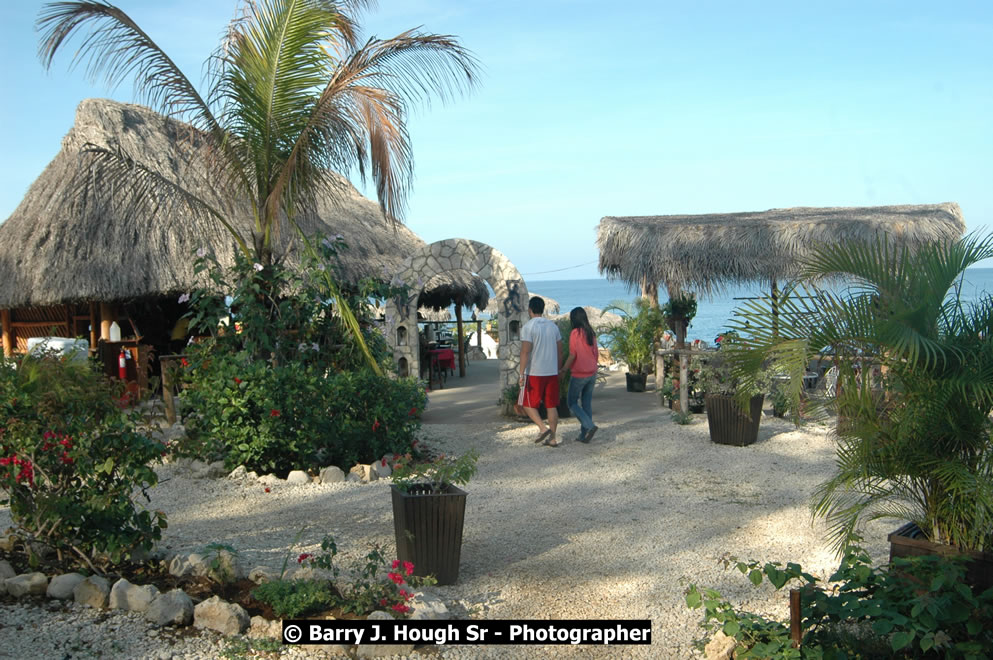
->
xmin=521 ymin=268 xmax=993 ymax=346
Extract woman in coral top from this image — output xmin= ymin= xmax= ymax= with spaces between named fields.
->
xmin=562 ymin=307 xmax=599 ymax=443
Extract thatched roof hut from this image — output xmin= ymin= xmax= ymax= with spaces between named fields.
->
xmin=597 ymin=203 xmax=967 ymax=296
xmin=419 ymin=270 xmax=489 ymax=312
xmin=0 ymin=98 xmax=425 ymax=310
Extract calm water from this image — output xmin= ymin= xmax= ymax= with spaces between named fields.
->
xmin=523 ymin=268 xmax=993 ymax=346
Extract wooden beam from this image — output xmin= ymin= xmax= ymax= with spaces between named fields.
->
xmin=88 ymin=302 xmax=98 ymax=350
xmin=100 ymin=302 xmax=116 ymax=341
xmin=1 ymin=309 xmax=12 ymax=358
xmin=456 ymin=301 xmax=465 ymax=377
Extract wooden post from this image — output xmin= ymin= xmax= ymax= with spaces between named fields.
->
xmin=771 ymin=278 xmax=780 ymax=339
xmin=679 ymin=351 xmax=689 ymax=413
xmin=1 ymin=309 xmax=12 ymax=357
xmin=88 ymin=302 xmax=98 ymax=351
xmin=99 ymin=302 xmax=117 ymax=340
xmin=476 ymin=320 xmax=482 ymax=347
xmin=641 ymin=276 xmax=659 ymax=307
xmin=160 ymin=356 xmax=177 ymax=426
xmin=455 ymin=301 xmax=466 ymax=377
xmin=789 ymin=589 xmax=802 ymax=648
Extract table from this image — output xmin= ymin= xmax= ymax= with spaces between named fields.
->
xmin=426 ymin=348 xmax=455 ymax=389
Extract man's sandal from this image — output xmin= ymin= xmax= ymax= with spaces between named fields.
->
xmin=534 ymin=429 xmax=551 ymax=444
xmin=543 ymin=436 xmax=559 ymax=447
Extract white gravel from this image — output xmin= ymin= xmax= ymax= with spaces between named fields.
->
xmin=0 ymin=412 xmax=890 ymax=658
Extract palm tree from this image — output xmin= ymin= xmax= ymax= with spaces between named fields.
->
xmin=726 ymin=233 xmax=993 ymax=555
xmin=37 ymin=0 xmax=478 ymax=368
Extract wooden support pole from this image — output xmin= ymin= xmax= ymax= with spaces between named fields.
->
xmin=88 ymin=302 xmax=98 ymax=351
xmin=789 ymin=589 xmax=802 ymax=648
xmin=1 ymin=309 xmax=12 ymax=358
xmin=456 ymin=302 xmax=466 ymax=377
xmin=99 ymin=302 xmax=117 ymax=340
xmin=641 ymin=276 xmax=659 ymax=307
xmin=679 ymin=351 xmax=689 ymax=413
xmin=476 ymin=320 xmax=482 ymax=347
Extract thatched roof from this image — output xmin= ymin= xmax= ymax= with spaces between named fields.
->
xmin=597 ymin=203 xmax=966 ymax=294
xmin=418 ymin=269 xmax=489 ymax=311
xmin=549 ymin=305 xmax=622 ymax=330
xmin=0 ymin=98 xmax=425 ymax=308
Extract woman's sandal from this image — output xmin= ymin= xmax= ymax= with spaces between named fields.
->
xmin=543 ymin=436 xmax=560 ymax=447
xmin=534 ymin=429 xmax=551 ymax=444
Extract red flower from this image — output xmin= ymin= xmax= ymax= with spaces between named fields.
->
xmin=181 ymin=358 xmax=190 ymax=367
xmin=60 ymin=452 xmax=74 ymax=465
xmin=391 ymin=603 xmax=411 ymax=614
xmin=392 ymin=559 xmax=401 ymax=569
xmin=403 ymin=561 xmax=414 ymax=577
xmin=41 ymin=442 xmax=54 ymax=451
xmin=387 ymin=572 xmax=404 ymax=585
xmin=0 ymin=456 xmax=12 ymax=467
xmin=264 ymin=486 xmax=271 ymax=493
xmin=60 ymin=438 xmax=72 ymax=449
xmin=408 ymin=407 xmax=417 ymax=417
xmin=270 ymin=409 xmax=280 ymax=418
xmin=379 ymin=598 xmax=388 ymax=606
xmin=234 ymin=377 xmax=242 ymax=385
xmin=297 ymin=553 xmax=313 ymax=564
xmin=43 ymin=430 xmax=56 ymax=440
xmin=381 ymin=457 xmax=387 ymax=467
xmin=372 ymin=419 xmax=381 ymax=431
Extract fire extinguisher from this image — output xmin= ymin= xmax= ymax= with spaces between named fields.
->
xmin=118 ymin=348 xmax=127 ymax=380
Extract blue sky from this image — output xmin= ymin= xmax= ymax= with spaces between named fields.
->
xmin=2 ymin=0 xmax=992 ymax=279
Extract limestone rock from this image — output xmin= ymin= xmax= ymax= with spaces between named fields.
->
xmin=194 ymin=595 xmax=250 ymax=635
xmin=320 ymin=466 xmax=345 ymax=483
xmin=408 ymin=590 xmax=449 ymax=620
xmin=346 ymin=472 xmax=362 ymax=483
xmin=372 ymin=461 xmax=392 ymax=479
xmin=248 ymin=566 xmax=272 ymax=584
xmin=259 ymin=474 xmax=280 ymax=486
xmin=206 ymin=460 xmax=228 ymax=478
xmin=228 ymin=465 xmax=247 ymax=479
xmin=109 ymin=578 xmax=160 ymax=612
xmin=247 ymin=615 xmax=281 ymax=639
xmin=0 ymin=535 xmax=16 ymax=552
xmin=205 ymin=549 xmax=243 ymax=584
xmin=0 ymin=560 xmax=15 ymax=580
xmin=146 ymin=589 xmax=194 ymax=627
xmin=73 ymin=575 xmax=111 ymax=608
xmin=286 ymin=470 xmax=310 ymax=485
xmin=168 ymin=555 xmax=195 ymax=578
xmin=705 ymin=631 xmax=737 ymax=660
xmin=5 ymin=572 xmax=48 ymax=598
xmin=47 ymin=573 xmax=86 ymax=600
xmin=356 ymin=611 xmax=414 ymax=657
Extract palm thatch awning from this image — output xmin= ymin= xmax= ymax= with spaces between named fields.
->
xmin=0 ymin=98 xmax=426 ymax=309
xmin=418 ymin=269 xmax=490 ymax=311
xmin=597 ymin=203 xmax=966 ymax=295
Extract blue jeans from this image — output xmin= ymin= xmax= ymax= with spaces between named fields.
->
xmin=567 ymin=375 xmax=596 ymax=431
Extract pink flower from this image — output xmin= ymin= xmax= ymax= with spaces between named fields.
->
xmin=391 ymin=603 xmax=411 ymax=614
xmin=60 ymin=438 xmax=72 ymax=449
xmin=60 ymin=452 xmax=74 ymax=465
xmin=372 ymin=420 xmax=381 ymax=431
xmin=43 ymin=430 xmax=56 ymax=440
xmin=381 ymin=457 xmax=387 ymax=467
xmin=297 ymin=553 xmax=313 ymax=564
xmin=181 ymin=358 xmax=190 ymax=367
xmin=387 ymin=572 xmax=404 ymax=585
xmin=392 ymin=559 xmax=401 ymax=569
xmin=403 ymin=561 xmax=414 ymax=577
xmin=234 ymin=377 xmax=242 ymax=385
xmin=270 ymin=409 xmax=280 ymax=418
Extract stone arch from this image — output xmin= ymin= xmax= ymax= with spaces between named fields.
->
xmin=384 ymin=239 xmax=530 ymax=389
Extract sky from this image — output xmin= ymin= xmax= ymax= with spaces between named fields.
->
xmin=2 ymin=0 xmax=992 ymax=279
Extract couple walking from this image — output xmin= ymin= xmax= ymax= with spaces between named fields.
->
xmin=517 ymin=296 xmax=599 ymax=447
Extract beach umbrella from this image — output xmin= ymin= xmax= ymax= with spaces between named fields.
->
xmin=417 ymin=269 xmax=489 ymax=377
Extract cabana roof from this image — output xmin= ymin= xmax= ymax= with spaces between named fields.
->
xmin=419 ymin=269 xmax=490 ymax=311
xmin=597 ymin=203 xmax=966 ymax=295
xmin=0 ymin=98 xmax=425 ymax=309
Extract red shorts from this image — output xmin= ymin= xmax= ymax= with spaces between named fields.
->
xmin=518 ymin=374 xmax=559 ymax=408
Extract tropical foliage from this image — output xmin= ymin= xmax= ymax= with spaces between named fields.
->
xmin=37 ymin=0 xmax=479 ymax=369
xmin=601 ymin=298 xmax=664 ymax=375
xmin=727 ymin=233 xmax=993 ymax=554
xmin=0 ymin=353 xmax=166 ymax=569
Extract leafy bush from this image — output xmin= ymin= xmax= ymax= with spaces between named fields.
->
xmin=178 ymin=240 xmax=427 ymax=475
xmin=181 ymin=355 xmax=426 ymax=474
xmin=0 ymin=354 xmax=166 ymax=567
xmin=601 ymin=299 xmax=664 ymax=375
xmin=686 ymin=543 xmax=993 ymax=659
xmin=251 ymin=578 xmax=336 ymax=618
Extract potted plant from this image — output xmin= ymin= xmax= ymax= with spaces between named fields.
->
xmin=390 ymin=449 xmax=479 ymax=585
xmin=601 ymin=299 xmax=664 ymax=392
xmin=497 ymin=383 xmax=523 ymax=418
xmin=697 ymin=353 xmax=764 ymax=446
xmin=726 ymin=233 xmax=993 ymax=589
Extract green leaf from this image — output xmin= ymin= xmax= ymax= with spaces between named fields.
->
xmin=748 ymin=569 xmax=763 ymax=586
xmin=685 ymin=590 xmax=702 ymax=609
xmin=891 ymin=631 xmax=914 ymax=651
xmin=723 ymin=620 xmax=740 ymax=637
xmin=101 ymin=457 xmax=115 ymax=474
xmin=930 ymin=574 xmax=945 ymax=591
xmin=872 ymin=619 xmax=894 ymax=635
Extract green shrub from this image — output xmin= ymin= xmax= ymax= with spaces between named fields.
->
xmin=0 ymin=354 xmax=166 ymax=566
xmin=685 ymin=543 xmax=993 ymax=659
xmin=177 ymin=242 xmax=426 ymax=475
xmin=251 ymin=578 xmax=336 ymax=618
xmin=181 ymin=353 xmax=426 ymax=475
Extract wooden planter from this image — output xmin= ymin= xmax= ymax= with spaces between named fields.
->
xmin=391 ymin=484 xmax=467 ymax=586
xmin=625 ymin=372 xmax=647 ymax=392
xmin=704 ymin=394 xmax=764 ymax=446
xmin=888 ymin=522 xmax=993 ymax=593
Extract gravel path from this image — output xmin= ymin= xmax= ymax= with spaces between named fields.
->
xmin=0 ymin=411 xmax=890 ymax=658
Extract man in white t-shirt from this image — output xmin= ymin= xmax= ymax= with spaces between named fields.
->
xmin=518 ymin=296 xmax=563 ymax=446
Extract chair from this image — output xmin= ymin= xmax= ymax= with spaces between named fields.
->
xmin=823 ymin=366 xmax=839 ymax=397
